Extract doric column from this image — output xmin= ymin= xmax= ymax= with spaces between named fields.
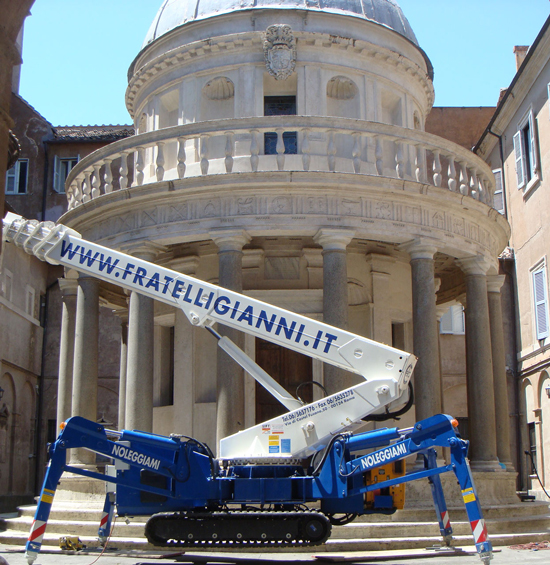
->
xmin=115 ymin=308 xmax=128 ymax=431
xmin=71 ymin=274 xmax=99 ymax=465
xmin=125 ymin=245 xmax=160 ymax=433
xmin=401 ymin=241 xmax=441 ymax=422
xmin=56 ymin=276 xmax=78 ymax=431
xmin=210 ymin=230 xmax=251 ymax=448
xmin=313 ymin=228 xmax=354 ymax=394
xmin=487 ymin=274 xmax=514 ymax=471
xmin=457 ymin=257 xmax=501 ymax=471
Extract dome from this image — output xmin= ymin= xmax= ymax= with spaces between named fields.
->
xmin=143 ymin=0 xmax=419 ymax=48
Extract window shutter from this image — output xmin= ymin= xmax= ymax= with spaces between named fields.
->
xmin=533 ymin=267 xmax=549 ymax=340
xmin=53 ymin=155 xmax=60 ymax=193
xmin=528 ymin=111 xmax=539 ymax=173
xmin=5 ymin=165 xmax=16 ymax=194
xmin=513 ymin=131 xmax=525 ymax=189
xmin=492 ymin=168 xmax=504 ymax=214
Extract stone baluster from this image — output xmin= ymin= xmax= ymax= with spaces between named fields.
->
xmin=447 ymin=156 xmax=457 ymax=191
xmin=119 ymin=151 xmax=129 ymax=189
xmin=470 ymin=168 xmax=479 ymax=200
xmin=82 ymin=172 xmax=92 ymax=202
xmin=210 ymin=229 xmax=252 ymax=449
xmin=68 ymin=180 xmax=78 ymax=209
xmin=352 ymin=133 xmax=361 ymax=174
xmin=375 ymin=136 xmax=383 ymax=176
xmin=136 ymin=146 xmax=145 ymax=186
xmin=276 ymin=129 xmax=285 ymax=171
xmin=71 ymin=274 xmax=99 ymax=465
xmin=302 ymin=128 xmax=311 ymax=171
xmin=395 ymin=141 xmax=404 ymax=179
xmin=75 ymin=176 xmax=84 ymax=205
xmin=103 ymin=159 xmax=113 ymax=193
xmin=92 ymin=164 xmax=101 ymax=198
xmin=313 ymin=228 xmax=355 ymax=394
xmin=200 ymin=135 xmax=209 ymax=175
xmin=459 ymin=162 xmax=469 ymax=195
xmin=57 ymin=276 xmax=78 ymax=431
xmin=177 ymin=137 xmax=186 ymax=179
xmin=415 ymin=145 xmax=424 ymax=182
xmin=432 ymin=150 xmax=442 ymax=187
xmin=250 ymin=129 xmax=259 ymax=172
xmin=224 ymin=131 xmax=234 ymax=173
xmin=327 ymin=131 xmax=336 ymax=172
xmin=156 ymin=141 xmax=165 ymax=181
xmin=487 ymin=275 xmax=514 ymax=471
xmin=456 ymin=257 xmax=501 ymax=471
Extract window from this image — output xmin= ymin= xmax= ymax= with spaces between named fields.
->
xmin=264 ymin=96 xmax=297 ymax=155
xmin=53 ymin=156 xmax=78 ymax=193
xmin=513 ymin=109 xmax=539 ymax=191
xmin=532 ymin=263 xmax=549 ymax=340
xmin=5 ymin=159 xmax=28 ymax=194
xmin=528 ymin=422 xmax=537 ymax=475
xmin=440 ymin=304 xmax=465 ymax=334
xmin=492 ymin=168 xmax=505 ymax=215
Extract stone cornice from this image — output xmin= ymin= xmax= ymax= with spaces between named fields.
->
xmin=126 ymin=30 xmax=433 ymax=118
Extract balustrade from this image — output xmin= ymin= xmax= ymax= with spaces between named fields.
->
xmin=65 ymin=116 xmax=496 ymax=211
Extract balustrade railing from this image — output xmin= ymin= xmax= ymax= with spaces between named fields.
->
xmin=65 ymin=116 xmax=495 ymax=211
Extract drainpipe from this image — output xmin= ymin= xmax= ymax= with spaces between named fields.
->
xmin=33 ymin=278 xmax=58 ymax=495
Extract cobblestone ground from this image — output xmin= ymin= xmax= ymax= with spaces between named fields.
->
xmin=2 ymin=545 xmax=550 ymax=565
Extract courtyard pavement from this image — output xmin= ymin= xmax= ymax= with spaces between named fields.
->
xmin=2 ymin=544 xmax=550 ymax=565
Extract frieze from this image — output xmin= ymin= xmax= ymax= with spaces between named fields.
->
xmin=83 ymin=193 xmax=499 ymax=257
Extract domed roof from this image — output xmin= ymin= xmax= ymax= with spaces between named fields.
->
xmin=143 ymin=0 xmax=418 ymax=48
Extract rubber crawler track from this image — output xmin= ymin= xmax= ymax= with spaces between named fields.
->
xmin=145 ymin=510 xmax=332 ymax=548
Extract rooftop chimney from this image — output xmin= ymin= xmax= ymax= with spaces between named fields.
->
xmin=514 ymin=45 xmax=529 ymax=71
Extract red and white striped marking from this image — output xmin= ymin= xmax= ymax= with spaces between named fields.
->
xmin=99 ymin=512 xmax=109 ymax=528
xmin=28 ymin=520 xmax=47 ymax=544
xmin=471 ymin=518 xmax=488 ymax=544
xmin=441 ymin=511 xmax=451 ymax=530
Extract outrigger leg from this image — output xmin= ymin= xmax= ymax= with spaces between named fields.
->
xmin=25 ymin=448 xmax=66 ymax=564
xmin=450 ymin=438 xmax=493 ymax=564
xmin=425 ymin=449 xmax=454 ymax=546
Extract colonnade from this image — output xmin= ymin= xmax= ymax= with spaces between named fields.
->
xmin=56 ymin=232 xmax=513 ymax=471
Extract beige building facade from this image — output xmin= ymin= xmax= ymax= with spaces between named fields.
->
xmin=476 ymin=16 xmax=550 ymax=500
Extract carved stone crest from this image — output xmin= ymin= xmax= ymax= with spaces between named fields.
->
xmin=264 ymin=25 xmax=296 ymax=80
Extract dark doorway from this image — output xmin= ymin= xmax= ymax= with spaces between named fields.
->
xmin=255 ymin=337 xmax=312 ymax=423
xmin=264 ymin=96 xmax=297 ymax=155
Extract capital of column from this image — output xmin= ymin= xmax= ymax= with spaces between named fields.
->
xmin=120 ymin=241 xmax=166 ymax=262
xmin=313 ymin=228 xmax=355 ymax=251
xmin=456 ymin=255 xmax=492 ymax=276
xmin=58 ymin=278 xmax=78 ymax=297
xmin=210 ymin=229 xmax=251 ymax=252
xmin=487 ymin=274 xmax=506 ymax=294
xmin=165 ymin=255 xmax=200 ymax=275
xmin=398 ymin=238 xmax=438 ymax=260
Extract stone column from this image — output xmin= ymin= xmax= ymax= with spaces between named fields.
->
xmin=401 ymin=241 xmax=441 ymax=422
xmin=210 ymin=230 xmax=251 ymax=447
xmin=457 ymin=257 xmax=501 ymax=471
xmin=313 ymin=228 xmax=355 ymax=395
xmin=56 ymin=277 xmax=78 ymax=431
xmin=71 ymin=274 xmax=99 ymax=465
xmin=116 ymin=309 xmax=128 ymax=431
xmin=487 ymin=274 xmax=515 ymax=471
xmin=125 ymin=247 xmax=160 ymax=433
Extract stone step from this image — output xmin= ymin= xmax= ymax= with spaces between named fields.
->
xmin=2 ymin=527 xmax=550 ymax=553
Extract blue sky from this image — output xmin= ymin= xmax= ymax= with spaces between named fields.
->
xmin=19 ymin=0 xmax=550 ymax=126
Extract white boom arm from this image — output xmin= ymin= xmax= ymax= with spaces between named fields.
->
xmin=3 ymin=214 xmax=416 ymax=460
